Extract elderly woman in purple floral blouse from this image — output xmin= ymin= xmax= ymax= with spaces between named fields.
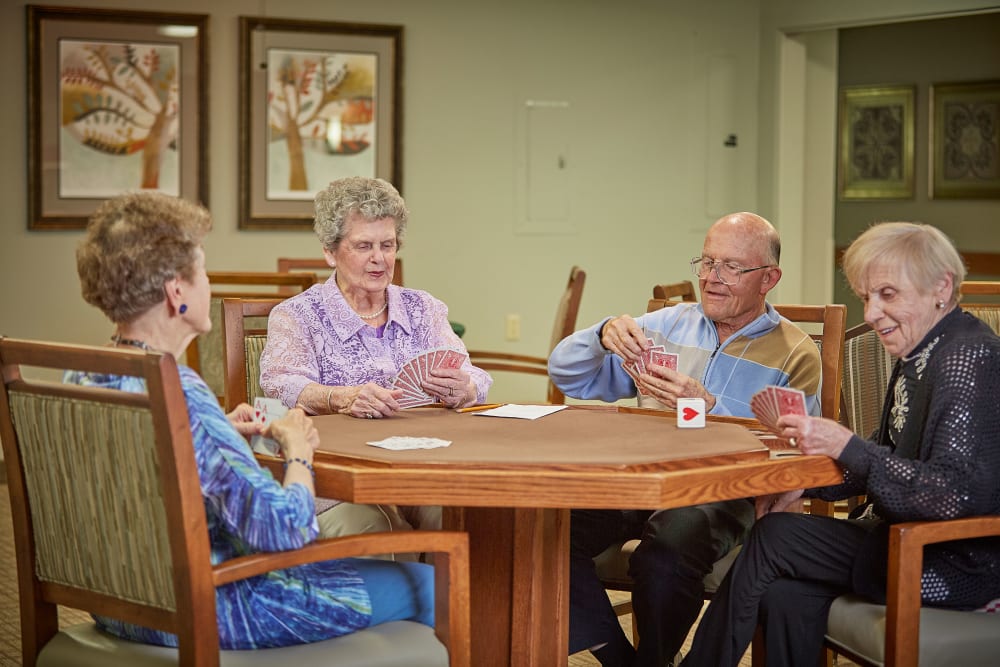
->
xmin=260 ymin=177 xmax=492 ymax=537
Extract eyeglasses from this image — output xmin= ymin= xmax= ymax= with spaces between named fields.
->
xmin=690 ymin=256 xmax=772 ymax=286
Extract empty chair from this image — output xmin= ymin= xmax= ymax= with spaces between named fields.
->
xmin=647 ymin=280 xmax=697 ymax=311
xmin=221 ymin=297 xmax=283 ymax=412
xmin=466 ymin=265 xmax=586 ymax=404
xmin=0 ymin=336 xmax=471 ymax=667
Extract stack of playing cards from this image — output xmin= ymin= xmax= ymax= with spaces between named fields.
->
xmin=622 ymin=339 xmax=678 ymax=389
xmin=750 ymin=385 xmax=807 ymax=433
xmin=392 ymin=348 xmax=468 ymax=409
xmin=250 ymin=397 xmax=289 ymax=456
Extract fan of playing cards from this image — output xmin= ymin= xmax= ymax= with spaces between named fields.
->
xmin=622 ymin=339 xmax=678 ymax=390
xmin=750 ymin=385 xmax=807 ymax=434
xmin=392 ymin=347 xmax=468 ymax=409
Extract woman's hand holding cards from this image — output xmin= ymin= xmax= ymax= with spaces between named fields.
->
xmin=775 ymin=413 xmax=853 ymax=460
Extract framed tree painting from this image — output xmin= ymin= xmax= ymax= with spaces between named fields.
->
xmin=239 ymin=16 xmax=403 ymax=229
xmin=930 ymin=80 xmax=1000 ymax=199
xmin=27 ymin=5 xmax=208 ymax=230
xmin=837 ymin=84 xmax=915 ymax=200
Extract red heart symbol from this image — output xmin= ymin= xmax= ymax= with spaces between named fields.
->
xmin=682 ymin=407 xmax=699 ymax=421
xmin=255 ymin=410 xmax=261 ymax=418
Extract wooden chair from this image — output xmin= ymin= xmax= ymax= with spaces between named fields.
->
xmin=824 ymin=517 xmax=1000 ymax=666
xmin=593 ymin=302 xmax=846 ymax=642
xmin=277 ymin=257 xmax=404 ymax=288
xmin=466 ymin=265 xmax=586 ymax=404
xmin=221 ymin=297 xmax=283 ymax=412
xmin=960 ymin=280 xmax=1000 ymax=335
xmin=186 ymin=271 xmax=317 ymax=401
xmin=646 ymin=280 xmax=697 ymax=311
xmin=839 ymin=321 xmax=893 ymax=440
xmin=0 ymin=336 xmax=471 ymax=667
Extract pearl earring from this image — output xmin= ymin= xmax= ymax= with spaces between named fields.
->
xmin=936 ymin=301 xmax=945 ymax=310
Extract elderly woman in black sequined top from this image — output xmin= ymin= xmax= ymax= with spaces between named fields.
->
xmin=682 ymin=222 xmax=1000 ymax=667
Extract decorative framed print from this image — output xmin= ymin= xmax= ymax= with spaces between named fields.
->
xmin=837 ymin=85 xmax=915 ymax=200
xmin=930 ymin=80 xmax=1000 ymax=199
xmin=238 ymin=16 xmax=403 ymax=230
xmin=27 ymin=5 xmax=208 ymax=230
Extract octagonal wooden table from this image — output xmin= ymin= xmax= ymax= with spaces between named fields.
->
xmin=286 ymin=406 xmax=842 ymax=667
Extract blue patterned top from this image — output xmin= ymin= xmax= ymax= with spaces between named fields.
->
xmin=64 ymin=365 xmax=372 ymax=649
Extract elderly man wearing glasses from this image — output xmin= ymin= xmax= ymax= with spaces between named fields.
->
xmin=548 ymin=211 xmax=821 ymax=667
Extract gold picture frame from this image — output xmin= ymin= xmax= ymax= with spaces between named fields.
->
xmin=837 ymin=85 xmax=915 ymax=200
xmin=238 ymin=16 xmax=403 ymax=230
xmin=930 ymin=80 xmax=1000 ymax=199
xmin=26 ymin=5 xmax=208 ymax=230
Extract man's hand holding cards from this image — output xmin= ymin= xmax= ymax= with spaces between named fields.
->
xmin=622 ymin=339 xmax=679 ymax=395
xmin=750 ymin=385 xmax=807 ymax=441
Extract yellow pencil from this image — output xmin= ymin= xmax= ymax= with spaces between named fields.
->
xmin=455 ymin=403 xmax=505 ymax=414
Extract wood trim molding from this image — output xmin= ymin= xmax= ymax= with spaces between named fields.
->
xmin=835 ymin=247 xmax=1000 ymax=276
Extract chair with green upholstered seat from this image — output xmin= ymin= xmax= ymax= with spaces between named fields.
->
xmin=0 ymin=336 xmax=471 ymax=667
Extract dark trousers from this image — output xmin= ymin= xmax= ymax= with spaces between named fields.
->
xmin=570 ymin=499 xmax=755 ymax=667
xmin=681 ymin=512 xmax=876 ymax=667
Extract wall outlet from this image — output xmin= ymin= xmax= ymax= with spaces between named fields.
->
xmin=505 ymin=314 xmax=521 ymax=341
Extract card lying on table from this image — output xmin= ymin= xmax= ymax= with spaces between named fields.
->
xmin=391 ymin=347 xmax=468 ymax=409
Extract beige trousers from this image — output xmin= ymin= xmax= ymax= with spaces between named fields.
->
xmin=316 ymin=502 xmax=442 ymax=562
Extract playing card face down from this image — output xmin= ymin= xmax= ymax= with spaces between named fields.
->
xmin=392 ymin=347 xmax=468 ymax=409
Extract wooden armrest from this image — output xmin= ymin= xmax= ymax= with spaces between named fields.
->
xmin=887 ymin=515 xmax=1000 ymax=666
xmin=213 ymin=530 xmax=470 ymax=665
xmin=465 ymin=350 xmax=548 ymax=365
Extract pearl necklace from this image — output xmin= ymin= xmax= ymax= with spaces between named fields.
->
xmin=111 ymin=335 xmax=153 ymax=350
xmin=356 ymin=291 xmax=389 ymax=320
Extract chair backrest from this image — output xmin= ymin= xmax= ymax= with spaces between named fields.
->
xmin=771 ymin=304 xmax=846 ymax=424
xmin=0 ymin=338 xmax=218 ymax=663
xmin=277 ymin=257 xmax=404 ymax=288
xmin=467 ymin=265 xmax=586 ymax=404
xmin=187 ymin=271 xmax=317 ymax=401
xmin=839 ymin=321 xmax=894 ymax=439
xmin=548 ymin=266 xmax=588 ymax=352
xmin=647 ymin=280 xmax=697 ymax=311
xmin=221 ymin=297 xmax=284 ymax=412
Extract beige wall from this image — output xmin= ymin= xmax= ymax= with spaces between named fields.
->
xmin=1 ymin=0 xmax=997 ymax=401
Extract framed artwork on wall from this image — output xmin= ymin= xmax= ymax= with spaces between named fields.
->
xmin=930 ymin=80 xmax=1000 ymax=199
xmin=238 ymin=16 xmax=403 ymax=230
xmin=26 ymin=5 xmax=208 ymax=230
xmin=837 ymin=84 xmax=915 ymax=200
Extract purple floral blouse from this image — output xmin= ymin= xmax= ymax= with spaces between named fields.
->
xmin=260 ymin=278 xmax=492 ymax=407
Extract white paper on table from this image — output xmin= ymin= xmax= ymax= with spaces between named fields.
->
xmin=471 ymin=404 xmax=569 ymax=420
xmin=367 ymin=436 xmax=452 ymax=450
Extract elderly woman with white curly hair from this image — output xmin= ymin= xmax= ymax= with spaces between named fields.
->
xmin=260 ymin=177 xmax=491 ymax=538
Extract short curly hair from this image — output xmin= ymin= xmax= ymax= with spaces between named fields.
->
xmin=314 ymin=177 xmax=408 ymax=251
xmin=76 ymin=191 xmax=212 ymax=324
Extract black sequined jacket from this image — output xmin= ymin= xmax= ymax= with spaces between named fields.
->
xmin=816 ymin=308 xmax=1000 ymax=607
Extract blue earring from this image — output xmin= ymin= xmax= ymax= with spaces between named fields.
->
xmin=179 ymin=304 xmax=188 ymax=314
